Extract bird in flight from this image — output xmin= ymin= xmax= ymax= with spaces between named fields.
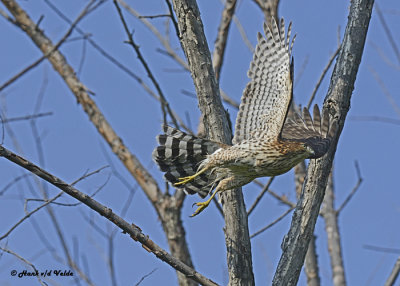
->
xmin=152 ymin=18 xmax=337 ymax=217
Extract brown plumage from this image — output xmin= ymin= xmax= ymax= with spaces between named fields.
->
xmin=152 ymin=18 xmax=337 ymax=216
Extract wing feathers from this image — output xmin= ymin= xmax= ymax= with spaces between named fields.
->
xmin=234 ymin=18 xmax=295 ymax=144
xmin=313 ymin=104 xmax=322 ymax=134
xmin=281 ymin=105 xmax=336 ymax=158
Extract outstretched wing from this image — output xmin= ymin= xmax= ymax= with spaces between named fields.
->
xmin=281 ymin=105 xmax=337 ymax=158
xmin=233 ymin=18 xmax=295 ymax=144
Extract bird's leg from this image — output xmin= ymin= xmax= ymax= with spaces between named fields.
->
xmin=174 ymin=166 xmax=208 ymax=186
xmin=190 ymin=187 xmax=219 ymax=217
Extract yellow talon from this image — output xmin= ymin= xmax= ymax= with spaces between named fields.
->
xmin=190 ymin=201 xmax=211 ymax=217
xmin=174 ymin=167 xmax=208 ymax=186
xmin=174 ymin=174 xmax=198 ymax=186
xmin=190 ymin=187 xmax=219 ymax=217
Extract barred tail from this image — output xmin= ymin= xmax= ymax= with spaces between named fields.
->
xmin=152 ymin=125 xmax=221 ymax=198
xmin=281 ymin=104 xmax=337 ymax=158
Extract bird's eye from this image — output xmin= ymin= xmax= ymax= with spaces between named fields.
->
xmin=305 ymin=145 xmax=314 ymax=155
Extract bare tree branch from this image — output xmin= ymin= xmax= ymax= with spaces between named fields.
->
xmin=304 ymin=236 xmax=321 ymax=286
xmin=0 ymin=0 xmax=98 ymax=92
xmin=0 ymin=112 xmax=53 ymax=123
xmin=171 ymin=0 xmax=254 ymax=285
xmin=350 ymin=115 xmax=400 ymax=125
xmin=232 ymin=15 xmax=254 ymax=53
xmin=0 ymin=144 xmax=218 ymax=286
xmin=135 ymin=268 xmax=158 ymax=286
xmin=250 ymin=207 xmax=294 ymax=239
xmin=0 ymin=2 xmax=199 ymax=285
xmin=272 ymin=1 xmax=374 ymax=284
xmin=321 ymin=172 xmax=346 ymax=286
xmin=336 ymin=161 xmax=363 ymax=214
xmin=251 ymin=0 xmax=280 ymax=21
xmin=0 ymin=247 xmax=47 ymax=286
xmin=252 ymin=179 xmax=295 ymax=208
xmin=113 ymin=0 xmax=178 ymax=128
xmin=375 ymin=3 xmax=400 ymax=64
xmin=385 ymin=256 xmax=400 ymax=286
xmin=212 ymin=0 xmax=237 ymax=81
xmin=368 ymin=66 xmax=400 ymax=117
xmin=247 ymin=177 xmax=275 ymax=216
xmin=307 ymin=47 xmax=340 ymax=109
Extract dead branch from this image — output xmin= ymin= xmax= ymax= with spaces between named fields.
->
xmin=113 ymin=0 xmax=178 ymax=128
xmin=272 ymin=0 xmax=374 ymax=285
xmin=385 ymin=256 xmax=400 ymax=286
xmin=212 ymin=0 xmax=237 ymax=81
xmin=350 ymin=115 xmax=400 ymax=125
xmin=1 ymin=1 xmax=199 ymax=285
xmin=0 ymin=247 xmax=47 ymax=286
xmin=0 ymin=0 xmax=97 ymax=92
xmin=247 ymin=177 xmax=275 ymax=215
xmin=0 ymin=144 xmax=218 ymax=286
xmin=321 ymin=172 xmax=346 ymax=286
xmin=252 ymin=179 xmax=296 ymax=208
xmin=307 ymin=47 xmax=340 ymax=109
xmin=375 ymin=3 xmax=400 ymax=65
xmin=250 ymin=207 xmax=294 ymax=239
xmin=171 ymin=0 xmax=254 ymax=284
xmin=304 ymin=236 xmax=321 ymax=286
xmin=336 ymin=161 xmax=363 ymax=214
xmin=251 ymin=0 xmax=280 ymax=21
xmin=368 ymin=66 xmax=400 ymax=117
xmin=0 ymin=112 xmax=53 ymax=123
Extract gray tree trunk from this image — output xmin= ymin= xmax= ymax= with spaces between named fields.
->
xmin=272 ymin=0 xmax=374 ymax=284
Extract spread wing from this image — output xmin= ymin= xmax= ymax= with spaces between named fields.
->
xmin=233 ymin=18 xmax=295 ymax=144
xmin=281 ymin=105 xmax=338 ymax=158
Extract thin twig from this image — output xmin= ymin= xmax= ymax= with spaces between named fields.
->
xmin=375 ymin=3 xmax=400 ymax=64
xmin=252 ymin=179 xmax=296 ymax=208
xmin=250 ymin=207 xmax=294 ymax=239
xmin=0 ymin=144 xmax=218 ymax=286
xmin=1 ymin=112 xmax=53 ymax=123
xmin=247 ymin=177 xmax=275 ymax=215
xmin=350 ymin=115 xmax=400 ymax=125
xmin=114 ymin=0 xmax=179 ymax=128
xmin=368 ymin=66 xmax=400 ymax=117
xmin=0 ymin=0 xmax=97 ymax=92
xmin=165 ymin=0 xmax=180 ymax=40
xmin=117 ymin=0 xmax=189 ymax=70
xmin=363 ymin=245 xmax=400 ymax=254
xmin=233 ymin=15 xmax=254 ymax=53
xmin=336 ymin=161 xmax=363 ymax=214
xmin=370 ymin=41 xmax=400 ymax=71
xmin=0 ymin=247 xmax=47 ymax=286
xmin=307 ymin=47 xmax=340 ymax=109
xmin=293 ymin=55 xmax=309 ymax=88
xmin=139 ymin=14 xmax=171 ymax=19
xmin=0 ymin=173 xmax=31 ymax=196
xmin=0 ymin=192 xmax=63 ymax=241
xmin=134 ymin=268 xmax=158 ymax=286
xmin=42 ymin=0 xmax=161 ymax=101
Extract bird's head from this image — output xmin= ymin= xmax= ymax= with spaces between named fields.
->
xmin=303 ymin=137 xmax=331 ymax=159
xmin=303 ymin=143 xmax=316 ymax=158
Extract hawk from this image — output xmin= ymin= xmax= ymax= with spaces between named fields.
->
xmin=152 ymin=18 xmax=336 ymax=216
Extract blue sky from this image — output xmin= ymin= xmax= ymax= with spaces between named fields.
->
xmin=0 ymin=0 xmax=399 ymax=285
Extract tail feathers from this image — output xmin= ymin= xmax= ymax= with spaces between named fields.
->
xmin=282 ymin=104 xmax=337 ymax=158
xmin=152 ymin=125 xmax=221 ymax=198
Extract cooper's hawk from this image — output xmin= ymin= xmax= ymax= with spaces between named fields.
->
xmin=152 ymin=18 xmax=336 ymax=216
